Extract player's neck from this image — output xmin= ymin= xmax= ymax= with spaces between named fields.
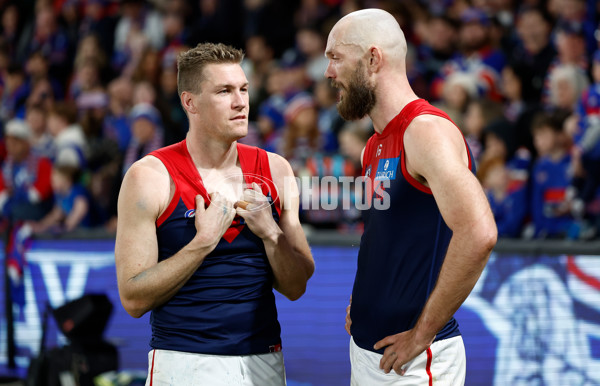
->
xmin=186 ymin=133 xmax=238 ymax=170
xmin=369 ymin=82 xmax=419 ymax=134
xmin=370 ymin=74 xmax=418 ymax=134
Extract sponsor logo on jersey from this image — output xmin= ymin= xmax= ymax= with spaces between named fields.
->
xmin=374 ymin=157 xmax=399 ymax=181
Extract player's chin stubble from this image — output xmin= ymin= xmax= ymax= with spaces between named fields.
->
xmin=333 ymin=65 xmax=376 ymax=121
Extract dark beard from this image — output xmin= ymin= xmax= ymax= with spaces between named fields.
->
xmin=333 ymin=64 xmax=376 ymax=121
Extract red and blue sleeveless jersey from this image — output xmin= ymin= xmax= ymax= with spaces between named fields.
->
xmin=351 ymin=99 xmax=476 ymax=354
xmin=148 ymin=140 xmax=283 ymax=355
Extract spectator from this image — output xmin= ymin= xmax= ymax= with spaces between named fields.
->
xmin=550 ymin=0 xmax=596 ymax=56
xmin=103 ymin=77 xmax=133 ymax=152
xmin=483 ymin=116 xmax=532 ymax=179
xmin=432 ymin=7 xmax=505 ymax=101
xmin=132 ymin=80 xmax=157 ymax=106
xmin=25 ymin=103 xmax=53 ymax=158
xmin=530 ymin=111 xmax=575 ymax=238
xmin=0 ymin=64 xmax=28 ymax=121
xmin=499 ymin=63 xmax=541 ymax=154
xmin=23 ymin=77 xmax=55 ymax=118
xmin=122 ymin=102 xmax=163 ymax=174
xmin=73 ymin=34 xmax=110 ymax=84
xmin=47 ymin=101 xmax=87 ymax=167
xmin=280 ymin=93 xmax=320 ymax=174
xmin=417 ymin=14 xmax=458 ymax=86
xmin=510 ymin=6 xmax=555 ymax=103
xmin=132 ymin=47 xmax=161 ymax=87
xmin=160 ymin=6 xmax=188 ymax=69
xmin=295 ymin=24 xmax=329 ymax=85
xmin=78 ymin=0 xmax=117 ymax=58
xmin=336 ymin=120 xmax=372 ymax=231
xmin=28 ymin=151 xmax=92 ymax=234
xmin=569 ymin=50 xmax=600 ymax=227
xmin=478 ymin=156 xmax=528 ymax=238
xmin=112 ymin=0 xmax=163 ymax=77
xmin=156 ymin=62 xmax=187 ymax=145
xmin=436 ymin=71 xmax=478 ymax=128
xmin=463 ymin=98 xmax=504 ymax=162
xmin=1 ymin=5 xmax=23 ymax=58
xmin=0 ymin=119 xmax=53 ymax=221
xmin=241 ymin=35 xmax=275 ymax=116
xmin=314 ymin=78 xmax=344 ymax=153
xmin=113 ymin=0 xmax=164 ymax=55
xmin=17 ymin=5 xmax=71 ymax=83
xmin=59 ymin=0 xmax=81 ymax=50
xmin=67 ymin=57 xmax=103 ymax=101
xmin=256 ymin=64 xmax=289 ymax=152
xmin=546 ymin=63 xmax=589 ymax=112
xmin=541 ymin=20 xmax=589 ymax=106
xmin=338 ymin=120 xmax=372 ymax=173
xmin=24 ymin=50 xmax=64 ymax=100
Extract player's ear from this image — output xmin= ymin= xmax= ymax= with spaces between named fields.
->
xmin=180 ymin=91 xmax=198 ymax=114
xmin=367 ymin=46 xmax=383 ymax=74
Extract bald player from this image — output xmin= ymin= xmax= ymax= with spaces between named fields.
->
xmin=324 ymin=9 xmax=497 ymax=385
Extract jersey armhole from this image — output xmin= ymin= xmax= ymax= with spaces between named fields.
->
xmin=399 ymin=115 xmax=473 ymax=195
xmin=400 ymin=150 xmax=433 ymax=194
xmin=148 ymin=154 xmax=181 ymax=228
xmin=261 ymin=150 xmax=282 ymax=215
xmin=156 ymin=183 xmax=180 ymax=228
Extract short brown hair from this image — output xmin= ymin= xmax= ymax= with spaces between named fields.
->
xmin=176 ymin=42 xmax=244 ymax=97
xmin=531 ymin=109 xmax=569 ymax=134
xmin=48 ymin=101 xmax=78 ymax=125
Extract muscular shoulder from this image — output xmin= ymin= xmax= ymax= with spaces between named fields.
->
xmin=403 ymin=114 xmax=469 ymax=179
xmin=405 ymin=115 xmax=466 ymax=155
xmin=267 ymin=152 xmax=294 ymax=181
xmin=124 ymin=156 xmax=170 ymax=188
xmin=119 ymin=156 xmax=172 ymax=220
xmin=266 ymin=152 xmax=297 ymax=209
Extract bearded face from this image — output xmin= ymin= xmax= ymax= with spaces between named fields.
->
xmin=332 ymin=61 xmax=376 ymax=121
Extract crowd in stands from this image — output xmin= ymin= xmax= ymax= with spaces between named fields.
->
xmin=0 ymin=0 xmax=599 ymax=240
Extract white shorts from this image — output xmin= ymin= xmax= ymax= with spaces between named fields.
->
xmin=350 ymin=335 xmax=466 ymax=386
xmin=145 ymin=349 xmax=286 ymax=386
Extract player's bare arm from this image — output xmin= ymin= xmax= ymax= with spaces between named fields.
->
xmin=374 ymin=115 xmax=497 ymax=374
xmin=115 ymin=156 xmax=236 ymax=318
xmin=235 ymin=153 xmax=314 ymax=301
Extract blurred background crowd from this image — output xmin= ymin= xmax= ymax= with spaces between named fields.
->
xmin=0 ymin=0 xmax=599 ymax=240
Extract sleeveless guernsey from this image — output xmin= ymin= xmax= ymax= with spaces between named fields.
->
xmin=351 ymin=99 xmax=476 ymax=354
xmin=148 ymin=140 xmax=283 ymax=355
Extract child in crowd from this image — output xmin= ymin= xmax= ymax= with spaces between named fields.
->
xmin=46 ymin=101 xmax=87 ymax=166
xmin=29 ymin=149 xmax=92 ymax=234
xmin=478 ymin=156 xmax=528 ymax=238
xmin=25 ymin=103 xmax=53 ymax=158
xmin=0 ymin=119 xmax=53 ymax=221
xmin=570 ymin=50 xmax=600 ymax=231
xmin=463 ymin=98 xmax=504 ymax=162
xmin=529 ymin=110 xmax=575 ymax=238
xmin=122 ymin=102 xmax=163 ymax=175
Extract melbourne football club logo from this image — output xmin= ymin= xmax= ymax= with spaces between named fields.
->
xmin=184 ymin=209 xmax=195 ymax=218
xmin=365 ymin=165 xmax=372 ymax=178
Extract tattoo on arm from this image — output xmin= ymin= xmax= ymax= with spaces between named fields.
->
xmin=130 ymin=270 xmax=147 ymax=283
xmin=136 ymin=200 xmax=147 ymax=211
